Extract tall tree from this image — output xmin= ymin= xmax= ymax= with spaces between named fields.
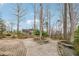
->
xmin=48 ymin=9 xmax=51 ymax=37
xmin=45 ymin=4 xmax=51 ymax=37
xmin=13 ymin=4 xmax=26 ymax=37
xmin=40 ymin=3 xmax=43 ymax=40
xmin=46 ymin=4 xmax=49 ymax=33
xmin=34 ymin=3 xmax=37 ymax=30
xmin=10 ymin=22 xmax=14 ymax=32
xmin=63 ymin=3 xmax=68 ymax=40
xmin=68 ymin=3 xmax=74 ymax=42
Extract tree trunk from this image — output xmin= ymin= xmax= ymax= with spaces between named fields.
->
xmin=46 ymin=4 xmax=49 ymax=34
xmin=34 ymin=4 xmax=36 ymax=30
xmin=48 ymin=10 xmax=51 ymax=37
xmin=63 ymin=3 xmax=68 ymax=41
xmin=17 ymin=4 xmax=20 ymax=37
xmin=40 ymin=3 xmax=43 ymax=40
xmin=17 ymin=15 xmax=19 ymax=37
xmin=68 ymin=3 xmax=74 ymax=42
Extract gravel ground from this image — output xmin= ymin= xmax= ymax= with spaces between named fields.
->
xmin=0 ymin=38 xmax=59 ymax=56
xmin=0 ymin=39 xmax=26 ymax=56
xmin=23 ymin=38 xmax=59 ymax=56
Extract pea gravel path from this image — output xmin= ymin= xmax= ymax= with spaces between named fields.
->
xmin=0 ymin=38 xmax=59 ymax=56
xmin=23 ymin=38 xmax=59 ymax=56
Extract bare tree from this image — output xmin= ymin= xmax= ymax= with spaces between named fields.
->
xmin=10 ymin=22 xmax=15 ymax=32
xmin=46 ymin=4 xmax=49 ymax=33
xmin=48 ymin=9 xmax=51 ymax=37
xmin=68 ymin=3 xmax=75 ymax=42
xmin=63 ymin=3 xmax=68 ymax=40
xmin=40 ymin=3 xmax=43 ymax=40
xmin=45 ymin=4 xmax=52 ymax=37
xmin=13 ymin=4 xmax=26 ymax=37
xmin=34 ymin=3 xmax=37 ymax=30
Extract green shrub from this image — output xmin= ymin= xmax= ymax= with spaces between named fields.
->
xmin=33 ymin=30 xmax=48 ymax=37
xmin=6 ymin=33 xmax=11 ymax=36
xmin=33 ymin=30 xmax=40 ymax=35
xmin=74 ymin=26 xmax=79 ymax=55
xmin=42 ymin=31 xmax=48 ymax=37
